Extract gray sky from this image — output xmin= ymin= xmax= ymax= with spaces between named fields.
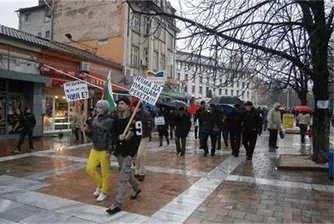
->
xmin=0 ymin=0 xmax=36 ymax=28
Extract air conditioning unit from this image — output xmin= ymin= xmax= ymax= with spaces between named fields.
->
xmin=141 ymin=59 xmax=147 ymax=66
xmin=79 ymin=62 xmax=90 ymax=73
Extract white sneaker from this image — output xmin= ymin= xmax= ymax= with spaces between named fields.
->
xmin=93 ymin=187 xmax=101 ymax=197
xmin=96 ymin=192 xmax=107 ymax=202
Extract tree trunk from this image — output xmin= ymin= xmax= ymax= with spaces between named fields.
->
xmin=312 ymin=109 xmax=330 ymax=163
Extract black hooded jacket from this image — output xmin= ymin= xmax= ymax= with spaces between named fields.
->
xmin=21 ymin=107 xmax=36 ymax=130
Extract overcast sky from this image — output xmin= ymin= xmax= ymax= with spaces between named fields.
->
xmin=0 ymin=0 xmax=36 ymax=28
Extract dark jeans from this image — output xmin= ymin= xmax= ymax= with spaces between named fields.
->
xmin=243 ymin=130 xmax=258 ymax=157
xmin=75 ymin=128 xmax=84 ymax=141
xmin=170 ymin=126 xmax=174 ymax=139
xmin=175 ymin=137 xmax=186 ymax=155
xmin=299 ymin=124 xmax=307 ymax=143
xmin=230 ymin=130 xmax=241 ymax=155
xmin=17 ymin=128 xmax=34 ymax=150
xmin=159 ymin=130 xmax=169 ymax=146
xmin=194 ymin=126 xmax=198 ymax=139
xmin=269 ymin=129 xmax=278 ymax=147
xmin=217 ymin=129 xmax=229 ymax=149
xmin=200 ymin=132 xmax=217 ymax=154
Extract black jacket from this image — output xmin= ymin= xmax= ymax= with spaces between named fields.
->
xmin=173 ymin=111 xmax=191 ymax=138
xmin=20 ymin=110 xmax=36 ymax=130
xmin=227 ymin=111 xmax=243 ymax=132
xmin=112 ymin=113 xmax=142 ymax=157
xmin=137 ymin=109 xmax=154 ymax=138
xmin=242 ymin=109 xmax=262 ymax=133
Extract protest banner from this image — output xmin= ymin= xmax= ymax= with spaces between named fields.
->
xmin=63 ymin=81 xmax=89 ymax=102
xmin=155 ymin=116 xmax=165 ymax=126
xmin=129 ymin=76 xmax=163 ymax=106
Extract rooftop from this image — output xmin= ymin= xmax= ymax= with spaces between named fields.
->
xmin=0 ymin=24 xmax=122 ymax=70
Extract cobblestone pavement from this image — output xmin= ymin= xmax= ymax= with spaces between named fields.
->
xmin=0 ymin=131 xmax=332 ymax=223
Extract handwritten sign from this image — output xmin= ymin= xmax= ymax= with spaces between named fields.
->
xmin=63 ymin=81 xmax=89 ymax=102
xmin=129 ymin=76 xmax=163 ymax=105
xmin=155 ymin=116 xmax=165 ymax=125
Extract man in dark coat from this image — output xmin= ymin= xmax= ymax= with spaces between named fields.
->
xmin=14 ymin=107 xmax=36 ymax=154
xmin=157 ymin=108 xmax=169 ymax=146
xmin=242 ymin=101 xmax=262 ymax=160
xmin=227 ymin=104 xmax=243 ymax=157
xmin=195 ymin=101 xmax=206 ymax=141
xmin=200 ymin=104 xmax=220 ymax=156
xmin=173 ymin=107 xmax=191 ymax=156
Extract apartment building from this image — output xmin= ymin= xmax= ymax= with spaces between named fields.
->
xmin=52 ymin=0 xmax=178 ymax=79
xmin=176 ymin=51 xmax=252 ymax=102
xmin=17 ymin=0 xmax=52 ymax=39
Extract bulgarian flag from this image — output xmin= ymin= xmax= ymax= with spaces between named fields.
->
xmin=103 ymin=70 xmax=116 ymax=110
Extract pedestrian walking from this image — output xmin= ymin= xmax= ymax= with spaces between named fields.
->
xmin=193 ymin=116 xmax=199 ymax=139
xmin=227 ymin=104 xmax=243 ymax=157
xmin=13 ymin=107 xmax=36 ymax=154
xmin=195 ymin=101 xmax=207 ymax=147
xmin=146 ymin=106 xmax=156 ymax=141
xmin=200 ymin=104 xmax=220 ymax=156
xmin=216 ymin=108 xmax=228 ymax=150
xmin=267 ymin=102 xmax=282 ymax=149
xmin=133 ymin=101 xmax=154 ymax=182
xmin=242 ymin=101 xmax=262 ymax=160
xmin=296 ymin=112 xmax=311 ymax=143
xmin=85 ymin=100 xmax=113 ymax=202
xmin=106 ymin=97 xmax=142 ymax=216
xmin=168 ymin=109 xmax=175 ymax=140
xmin=74 ymin=109 xmax=86 ymax=143
xmin=157 ymin=109 xmax=169 ymax=146
xmin=173 ymin=106 xmax=191 ymax=156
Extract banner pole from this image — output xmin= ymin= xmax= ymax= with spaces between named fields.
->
xmin=122 ymin=100 xmax=141 ymax=136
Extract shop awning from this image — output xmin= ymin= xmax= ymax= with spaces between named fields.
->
xmin=0 ymin=69 xmax=49 ymax=83
xmin=160 ymin=90 xmax=186 ymax=100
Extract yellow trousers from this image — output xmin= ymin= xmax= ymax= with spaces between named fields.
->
xmin=86 ymin=148 xmax=110 ymax=194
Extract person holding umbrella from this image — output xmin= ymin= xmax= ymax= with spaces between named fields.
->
xmin=296 ymin=111 xmax=311 ymax=144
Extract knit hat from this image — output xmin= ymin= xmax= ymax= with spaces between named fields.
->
xmin=245 ymin=101 xmax=253 ymax=106
xmin=96 ymin=100 xmax=110 ymax=113
xmin=117 ymin=97 xmax=131 ymax=106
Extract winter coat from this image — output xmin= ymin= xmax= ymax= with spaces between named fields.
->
xmin=173 ymin=111 xmax=191 ymax=138
xmin=227 ymin=111 xmax=243 ymax=132
xmin=242 ymin=108 xmax=262 ymax=133
xmin=137 ymin=109 xmax=154 ymax=138
xmin=20 ymin=109 xmax=36 ymax=130
xmin=200 ymin=108 xmax=220 ymax=134
xmin=267 ymin=102 xmax=282 ymax=130
xmin=85 ymin=113 xmax=113 ymax=152
xmin=157 ymin=111 xmax=169 ymax=133
xmin=195 ymin=107 xmax=206 ymax=126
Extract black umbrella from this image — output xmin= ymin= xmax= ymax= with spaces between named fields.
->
xmin=208 ymin=96 xmax=243 ymax=105
xmin=166 ymin=100 xmax=188 ymax=108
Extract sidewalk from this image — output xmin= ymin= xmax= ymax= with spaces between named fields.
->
xmin=0 ymin=131 xmax=332 ymax=223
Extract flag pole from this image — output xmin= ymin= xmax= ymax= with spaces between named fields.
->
xmin=122 ymin=99 xmax=141 ymax=136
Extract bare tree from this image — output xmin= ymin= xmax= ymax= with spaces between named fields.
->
xmin=127 ymin=0 xmax=333 ymax=163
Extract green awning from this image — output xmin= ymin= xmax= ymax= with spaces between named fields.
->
xmin=160 ymin=90 xmax=186 ymax=100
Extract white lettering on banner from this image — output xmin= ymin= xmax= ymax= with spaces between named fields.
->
xmin=63 ymin=80 xmax=89 ymax=102
xmin=129 ymin=76 xmax=163 ymax=105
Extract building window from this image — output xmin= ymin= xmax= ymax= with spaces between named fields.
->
xmin=132 ymin=13 xmax=140 ymax=33
xmin=192 ymin=85 xmax=195 ymax=93
xmin=242 ymin=82 xmax=245 ymax=89
xmin=247 ymin=91 xmax=250 ymax=98
xmin=154 ymin=51 xmax=159 ymax=70
xmin=219 ymin=89 xmax=222 ymax=95
xmin=185 ymin=74 xmax=188 ymax=80
xmin=184 ymin=86 xmax=188 ymax=92
xmin=131 ymin=46 xmax=139 ymax=67
xmin=143 ymin=49 xmax=148 ymax=66
xmin=177 ymin=73 xmax=180 ymax=80
xmin=231 ymin=89 xmax=234 ymax=96
xmin=200 ymin=77 xmax=203 ymax=83
xmin=144 ymin=16 xmax=151 ymax=35
xmin=242 ymin=92 xmax=245 ymax=98
xmin=206 ymin=87 xmax=209 ymax=95
xmin=220 ymin=79 xmax=223 ymax=85
xmin=37 ymin=32 xmax=42 ymax=37
xmin=199 ymin=86 xmax=202 ymax=94
xmin=24 ymin=13 xmax=30 ymax=22
xmin=45 ymin=31 xmax=51 ymax=38
xmin=237 ymin=90 xmax=239 ymax=96
xmin=160 ymin=54 xmax=165 ymax=70
xmin=237 ymin=81 xmax=240 ymax=88
xmin=225 ymin=89 xmax=228 ymax=95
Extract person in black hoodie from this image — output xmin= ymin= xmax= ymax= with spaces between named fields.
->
xmin=173 ymin=106 xmax=191 ymax=156
xmin=157 ymin=107 xmax=169 ymax=146
xmin=227 ymin=104 xmax=243 ymax=157
xmin=14 ymin=107 xmax=36 ymax=154
xmin=106 ymin=97 xmax=142 ymax=216
xmin=242 ymin=101 xmax=262 ymax=160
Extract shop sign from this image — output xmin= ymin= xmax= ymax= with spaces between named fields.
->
xmin=129 ymin=76 xmax=163 ymax=105
xmin=63 ymin=81 xmax=89 ymax=102
xmin=146 ymin=70 xmax=165 ymax=86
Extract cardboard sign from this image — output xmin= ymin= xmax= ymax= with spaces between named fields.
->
xmin=155 ymin=116 xmax=165 ymax=125
xmin=63 ymin=81 xmax=89 ymax=102
xmin=129 ymin=76 xmax=163 ymax=105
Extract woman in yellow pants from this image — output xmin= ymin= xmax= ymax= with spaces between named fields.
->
xmin=85 ymin=100 xmax=113 ymax=202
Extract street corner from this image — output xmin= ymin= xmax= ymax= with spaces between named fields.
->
xmin=184 ymin=180 xmax=334 ymax=224
xmin=0 ymin=156 xmax=77 ymax=178
xmin=37 ymin=168 xmax=200 ymax=216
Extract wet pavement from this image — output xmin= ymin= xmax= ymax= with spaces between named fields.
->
xmin=0 ymin=130 xmax=333 ymax=223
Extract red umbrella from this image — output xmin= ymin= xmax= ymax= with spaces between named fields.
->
xmin=294 ymin=106 xmax=312 ymax=112
xmin=188 ymin=104 xmax=200 ymax=114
